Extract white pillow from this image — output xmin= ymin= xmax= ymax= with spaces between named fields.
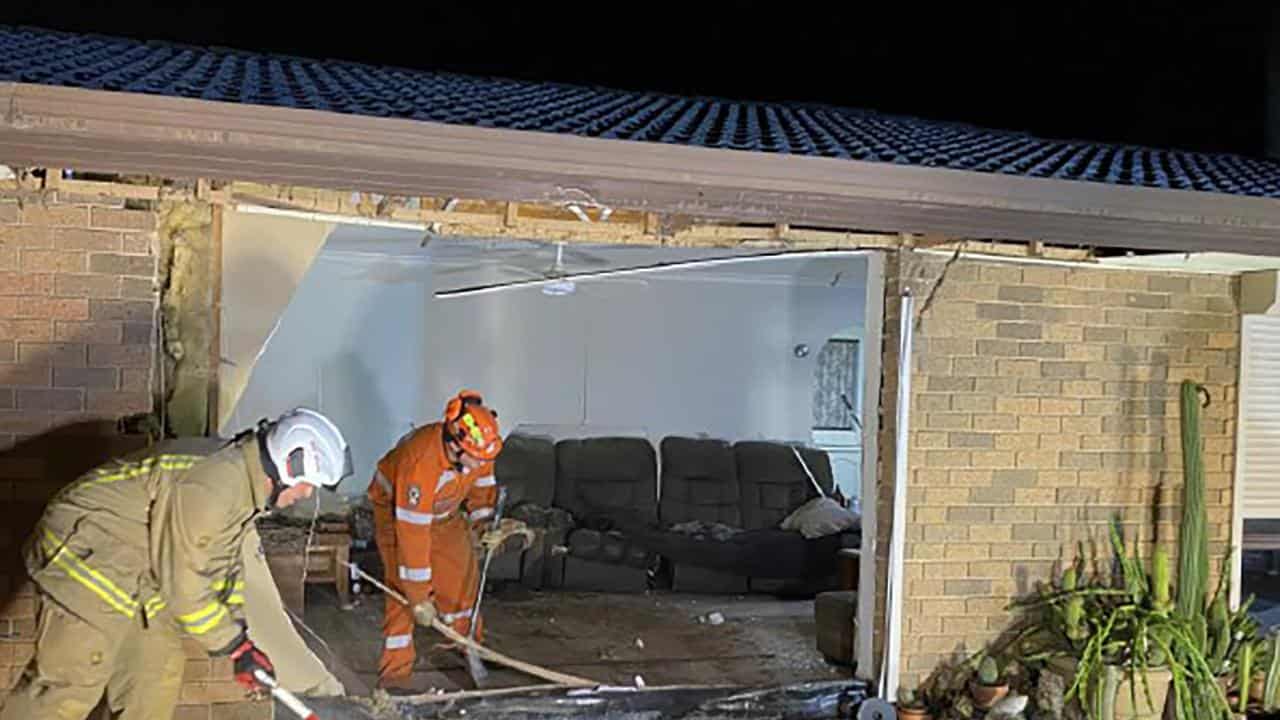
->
xmin=780 ymin=497 xmax=860 ymax=539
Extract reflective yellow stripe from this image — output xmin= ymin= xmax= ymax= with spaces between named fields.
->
xmin=225 ymin=593 xmax=245 ymax=605
xmin=40 ymin=530 xmax=137 ymax=618
xmin=211 ymin=578 xmax=244 ymax=591
xmin=145 ymin=596 xmax=166 ymax=615
xmin=84 ymin=455 xmax=200 ymax=487
xmin=178 ymin=602 xmax=230 ymax=636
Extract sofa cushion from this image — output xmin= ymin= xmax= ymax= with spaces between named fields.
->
xmin=734 ymin=442 xmax=835 ymax=530
xmin=567 ymin=528 xmax=652 ymax=568
xmin=659 ymin=437 xmax=740 ymax=527
xmin=495 ymin=433 xmax=557 ymax=508
xmin=554 ymin=437 xmax=658 ymax=527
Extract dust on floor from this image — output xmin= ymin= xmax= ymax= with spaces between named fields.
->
xmin=299 ymin=583 xmax=850 ymax=694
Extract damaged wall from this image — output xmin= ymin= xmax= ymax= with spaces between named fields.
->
xmin=874 ymin=251 xmax=1240 ymax=688
xmin=157 ymin=201 xmax=216 ymax=436
xmin=0 ymin=189 xmax=269 ymax=716
xmin=228 ymin=240 xmax=870 ymax=495
xmin=218 ymin=210 xmax=332 ymax=433
xmin=225 ymin=249 xmax=429 ymax=496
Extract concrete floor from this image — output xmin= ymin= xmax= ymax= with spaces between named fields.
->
xmin=297 ymin=582 xmax=850 ymax=695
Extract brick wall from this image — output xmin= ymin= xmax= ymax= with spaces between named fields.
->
xmin=0 ymin=190 xmax=267 ymax=718
xmin=878 ymin=251 xmax=1239 ymax=687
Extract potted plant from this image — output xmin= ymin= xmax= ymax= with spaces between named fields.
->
xmin=970 ymin=655 xmax=1010 ymax=710
xmin=896 ymin=687 xmax=932 ymax=720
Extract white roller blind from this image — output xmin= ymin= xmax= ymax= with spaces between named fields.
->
xmin=1239 ymin=315 xmax=1280 ymax=518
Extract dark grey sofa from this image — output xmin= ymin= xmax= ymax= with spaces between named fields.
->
xmin=490 ymin=434 xmax=860 ymax=594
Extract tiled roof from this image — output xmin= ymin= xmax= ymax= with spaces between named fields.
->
xmin=5 ymin=24 xmax=1280 ymax=198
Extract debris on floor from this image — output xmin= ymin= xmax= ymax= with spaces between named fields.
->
xmin=300 ymin=586 xmax=846 ymax=694
xmin=302 ymin=679 xmax=870 ymax=720
xmin=700 ymin=611 xmax=726 ymax=626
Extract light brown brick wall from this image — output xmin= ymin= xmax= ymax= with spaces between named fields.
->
xmin=0 ymin=191 xmax=267 ymax=718
xmin=877 ymin=251 xmax=1239 ymax=688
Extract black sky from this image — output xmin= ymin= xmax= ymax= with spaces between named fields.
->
xmin=2 ymin=1 xmax=1270 ymax=156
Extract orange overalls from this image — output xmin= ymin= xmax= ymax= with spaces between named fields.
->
xmin=368 ymin=422 xmax=498 ymax=685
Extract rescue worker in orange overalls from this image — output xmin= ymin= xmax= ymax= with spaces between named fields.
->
xmin=368 ymin=390 xmax=507 ymax=691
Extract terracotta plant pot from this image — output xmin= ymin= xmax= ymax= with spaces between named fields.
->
xmin=1105 ymin=665 xmax=1172 ymax=720
xmin=895 ymin=706 xmax=932 ymax=720
xmin=970 ymin=681 xmax=1010 ymax=710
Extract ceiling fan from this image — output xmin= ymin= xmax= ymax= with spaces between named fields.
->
xmin=433 ymin=247 xmax=871 ymax=299
xmin=434 ymin=241 xmax=649 ymax=298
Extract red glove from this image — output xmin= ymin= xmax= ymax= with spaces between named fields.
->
xmin=229 ymin=638 xmax=275 ymax=693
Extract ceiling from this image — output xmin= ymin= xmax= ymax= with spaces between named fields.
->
xmin=322 ymin=224 xmax=870 ymax=290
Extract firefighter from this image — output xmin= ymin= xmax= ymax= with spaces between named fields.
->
xmin=369 ymin=390 xmax=512 ymax=691
xmin=0 ymin=408 xmax=352 ymax=720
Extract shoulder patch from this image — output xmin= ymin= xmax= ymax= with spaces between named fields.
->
xmin=407 ymin=485 xmax=421 ymax=507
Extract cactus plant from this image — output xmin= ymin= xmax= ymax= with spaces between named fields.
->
xmin=1176 ymin=380 xmax=1209 ymax=621
xmin=1265 ymin=632 xmax=1280 ymax=712
xmin=898 ymin=687 xmax=923 ymax=709
xmin=1062 ymin=566 xmax=1087 ymax=645
xmin=1152 ymin=548 xmax=1172 ymax=615
xmin=978 ymin=656 xmax=1001 ymax=686
xmin=1208 ymin=595 xmax=1232 ymax=673
xmin=1238 ymin=641 xmax=1255 ymax=715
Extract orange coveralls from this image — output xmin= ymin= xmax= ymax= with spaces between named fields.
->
xmin=368 ymin=422 xmax=498 ymax=684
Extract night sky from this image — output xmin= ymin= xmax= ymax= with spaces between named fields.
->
xmin=1 ymin=2 xmax=1270 ymax=157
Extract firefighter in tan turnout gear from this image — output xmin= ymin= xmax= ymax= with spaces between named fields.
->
xmin=0 ymin=408 xmax=353 ymax=720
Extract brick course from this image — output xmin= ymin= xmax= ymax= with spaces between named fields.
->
xmin=877 ymin=253 xmax=1239 ymax=688
xmin=0 ymin=192 xmax=253 ymax=714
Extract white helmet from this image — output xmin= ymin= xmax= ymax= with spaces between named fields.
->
xmin=264 ymin=408 xmax=353 ymax=488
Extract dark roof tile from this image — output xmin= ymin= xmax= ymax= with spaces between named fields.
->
xmin=4 ymin=24 xmax=1280 ymax=198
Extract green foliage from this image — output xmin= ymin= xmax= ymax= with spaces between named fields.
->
xmin=1265 ymin=632 xmax=1280 ymax=712
xmin=1176 ymin=380 xmax=1209 ymax=621
xmin=1012 ymin=523 xmax=1233 ymax=720
xmin=977 ymin=656 xmax=1001 ymax=686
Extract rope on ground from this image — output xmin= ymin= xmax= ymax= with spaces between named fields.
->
xmin=340 ymin=560 xmax=596 ymax=687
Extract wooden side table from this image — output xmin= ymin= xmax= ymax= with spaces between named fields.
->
xmin=264 ymin=521 xmax=352 ymax=616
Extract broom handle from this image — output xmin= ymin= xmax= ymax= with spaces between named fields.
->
xmin=340 ymin=561 xmax=594 ymax=687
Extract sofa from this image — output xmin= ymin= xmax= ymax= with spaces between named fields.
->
xmin=491 ymin=434 xmax=861 ymax=594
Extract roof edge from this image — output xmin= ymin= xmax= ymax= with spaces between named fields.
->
xmin=4 ymin=83 xmax=1280 ymax=255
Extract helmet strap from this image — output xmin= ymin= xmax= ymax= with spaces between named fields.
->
xmin=255 ymin=424 xmax=286 ymax=509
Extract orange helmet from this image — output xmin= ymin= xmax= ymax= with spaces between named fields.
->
xmin=444 ymin=390 xmax=503 ymax=461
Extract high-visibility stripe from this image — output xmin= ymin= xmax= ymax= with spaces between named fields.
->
xmin=395 ymin=507 xmax=435 ymax=525
xmin=399 ymin=566 xmax=432 ymax=582
xmin=473 ymin=475 xmax=496 ymax=488
xmin=211 ymin=578 xmax=244 ymax=591
xmin=469 ymin=507 xmax=494 ymax=522
xmin=436 ymin=470 xmax=457 ymax=491
xmin=178 ymin=602 xmax=230 ymax=636
xmin=84 ymin=455 xmax=200 ymax=487
xmin=145 ymin=596 xmax=166 ymax=616
xmin=440 ymin=608 xmax=473 ymax=624
xmin=40 ymin=530 xmax=138 ymax=618
xmin=385 ymin=634 xmax=412 ymax=650
xmin=374 ymin=470 xmax=393 ymax=494
xmin=225 ymin=593 xmax=245 ymax=605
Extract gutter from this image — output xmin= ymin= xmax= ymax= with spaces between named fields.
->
xmin=5 ymin=82 xmax=1280 ymax=254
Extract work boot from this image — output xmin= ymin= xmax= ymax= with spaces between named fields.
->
xmin=377 ymin=676 xmax=421 ymax=698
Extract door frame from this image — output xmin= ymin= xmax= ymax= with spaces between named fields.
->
xmin=856 ymin=252 xmax=886 ymax=677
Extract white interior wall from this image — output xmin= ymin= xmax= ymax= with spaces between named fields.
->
xmin=229 ymin=228 xmax=868 ymax=496
xmin=226 ymin=252 xmax=429 ymax=495
xmin=424 ymin=270 xmax=868 ymax=444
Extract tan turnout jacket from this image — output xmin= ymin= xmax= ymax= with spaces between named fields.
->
xmin=23 ymin=437 xmax=270 ymax=654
